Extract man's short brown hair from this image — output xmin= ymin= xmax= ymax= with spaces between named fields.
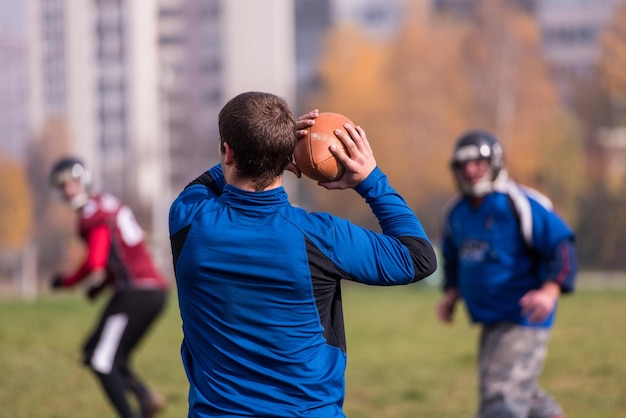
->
xmin=219 ymin=92 xmax=297 ymax=190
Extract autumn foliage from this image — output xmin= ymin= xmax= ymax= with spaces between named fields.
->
xmin=303 ymin=0 xmax=586 ymax=236
xmin=0 ymin=159 xmax=33 ymax=249
xmin=599 ymin=0 xmax=626 ymax=110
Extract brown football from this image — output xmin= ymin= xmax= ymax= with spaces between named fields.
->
xmin=294 ymin=112 xmax=353 ymax=182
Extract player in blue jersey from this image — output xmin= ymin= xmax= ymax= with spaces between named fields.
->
xmin=436 ymin=130 xmax=577 ymax=418
xmin=169 ymin=91 xmax=437 ymax=417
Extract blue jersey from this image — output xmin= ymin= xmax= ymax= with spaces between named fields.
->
xmin=442 ymin=181 xmax=576 ymax=327
xmin=169 ymin=165 xmax=436 ymax=417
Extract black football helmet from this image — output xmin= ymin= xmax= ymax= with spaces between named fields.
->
xmin=450 ymin=130 xmax=505 ymax=197
xmin=49 ymin=157 xmax=93 ymax=208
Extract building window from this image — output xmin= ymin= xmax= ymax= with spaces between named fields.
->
xmin=203 ymin=88 xmax=221 ymax=105
xmin=200 ymin=58 xmax=221 ymax=74
xmin=159 ymin=34 xmax=184 ymax=45
xmin=199 ymin=1 xmax=221 ymax=18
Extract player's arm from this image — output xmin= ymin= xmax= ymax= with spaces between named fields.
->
xmin=543 ymin=238 xmax=577 ymax=293
xmin=437 ymin=288 xmax=460 ymax=323
xmin=53 ymin=225 xmax=111 ymax=288
xmin=520 ymin=238 xmax=577 ymax=322
xmin=528 ymin=197 xmax=578 ymax=294
xmin=353 ymin=167 xmax=436 ymax=281
xmin=325 ymin=160 xmax=435 ymax=285
xmin=329 ymin=123 xmax=433 ymax=241
xmin=340 ymin=123 xmax=435 ymax=281
xmin=437 ymin=234 xmax=460 ymax=323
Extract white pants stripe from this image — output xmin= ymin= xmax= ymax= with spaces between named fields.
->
xmin=91 ymin=313 xmax=129 ymax=374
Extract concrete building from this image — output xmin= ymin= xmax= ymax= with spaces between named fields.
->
xmin=0 ymin=32 xmax=29 ymax=160
xmin=28 ymin=0 xmax=161 ymax=208
xmin=333 ymin=0 xmax=407 ymax=39
xmin=158 ymin=0 xmax=296 ymax=195
xmin=294 ymin=0 xmax=331 ymax=115
xmin=537 ymin=0 xmax=620 ymax=77
xmin=27 ymin=0 xmax=297 ymax=210
xmin=537 ymin=0 xmax=621 ymax=104
xmin=25 ymin=0 xmax=296 ymax=274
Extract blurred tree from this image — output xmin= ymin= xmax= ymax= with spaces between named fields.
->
xmin=303 ymin=0 xmax=584 ymax=238
xmin=0 ymin=158 xmax=33 ymax=249
xmin=461 ymin=0 xmax=575 ymax=188
xmin=568 ymin=1 xmax=626 ymax=136
xmin=577 ymin=181 xmax=626 ymax=269
xmin=304 ymin=5 xmax=471 ymax=233
xmin=598 ymin=0 xmax=626 ymax=126
xmin=387 ymin=2 xmax=472 ymax=208
xmin=532 ymin=111 xmax=586 ymax=224
xmin=571 ymin=0 xmax=626 ymax=269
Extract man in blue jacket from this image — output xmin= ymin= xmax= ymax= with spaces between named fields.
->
xmin=169 ymin=91 xmax=437 ymax=417
xmin=437 ymin=130 xmax=577 ymax=418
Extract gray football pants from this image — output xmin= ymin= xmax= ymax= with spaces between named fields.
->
xmin=477 ymin=322 xmax=564 ymax=418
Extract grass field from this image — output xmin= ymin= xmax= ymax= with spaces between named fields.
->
xmin=1 ymin=278 xmax=625 ymax=418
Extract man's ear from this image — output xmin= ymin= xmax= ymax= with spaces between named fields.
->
xmin=222 ymin=142 xmax=235 ymax=165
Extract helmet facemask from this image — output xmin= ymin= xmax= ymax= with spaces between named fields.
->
xmin=49 ymin=159 xmax=93 ymax=209
xmin=450 ymin=132 xmax=505 ymax=198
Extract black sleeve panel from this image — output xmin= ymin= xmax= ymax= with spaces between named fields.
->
xmin=170 ymin=224 xmax=191 ymax=270
xmin=185 ymin=171 xmax=221 ymax=196
xmin=397 ymin=237 xmax=438 ymax=283
xmin=305 ymin=236 xmax=436 ymax=352
xmin=305 ymin=238 xmax=351 ymax=353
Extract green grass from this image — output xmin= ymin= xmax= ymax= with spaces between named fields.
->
xmin=1 ymin=281 xmax=625 ymax=417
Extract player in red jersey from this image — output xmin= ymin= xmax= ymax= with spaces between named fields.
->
xmin=49 ymin=157 xmax=169 ymax=418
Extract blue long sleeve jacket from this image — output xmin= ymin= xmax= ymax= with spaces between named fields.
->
xmin=442 ymin=181 xmax=577 ymax=327
xmin=169 ymin=165 xmax=436 ymax=417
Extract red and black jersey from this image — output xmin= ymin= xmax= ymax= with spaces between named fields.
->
xmin=62 ymin=193 xmax=168 ymax=291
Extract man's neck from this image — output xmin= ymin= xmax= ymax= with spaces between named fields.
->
xmin=227 ymin=175 xmax=283 ymax=192
xmin=222 ymin=160 xmax=283 ymax=191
